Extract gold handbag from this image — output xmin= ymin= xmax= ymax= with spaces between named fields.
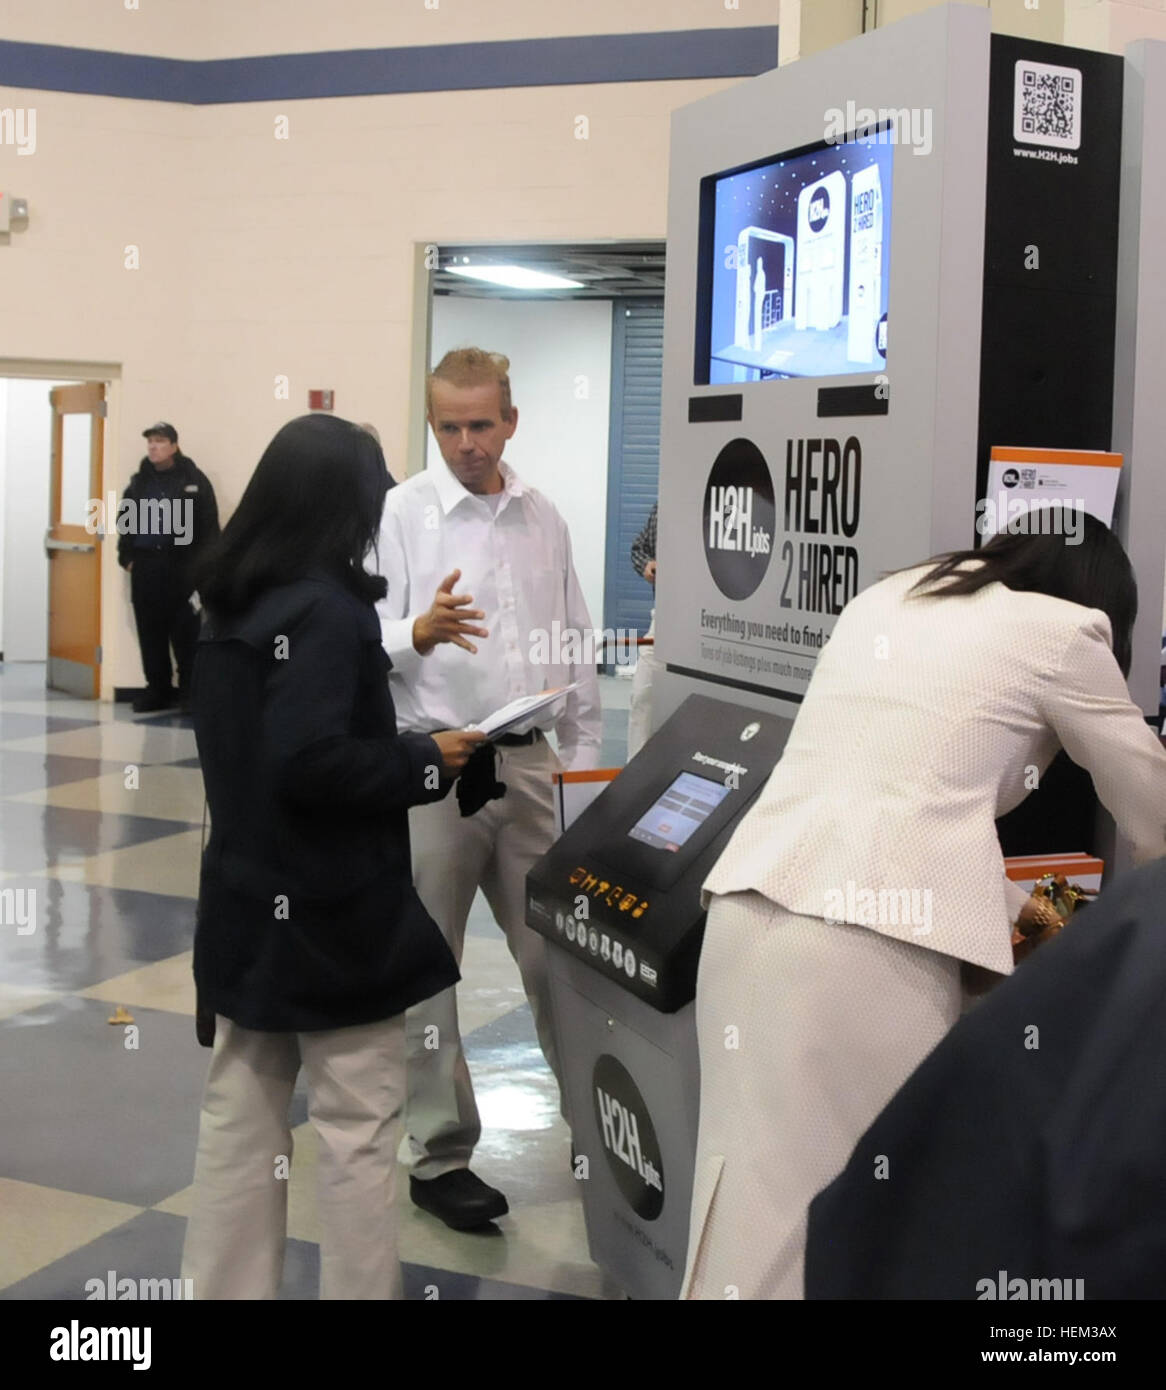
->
xmin=963 ymin=872 xmax=1096 ymax=996
xmin=1011 ymin=872 xmax=1094 ymax=964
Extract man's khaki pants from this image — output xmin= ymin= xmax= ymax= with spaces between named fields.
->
xmin=405 ymin=735 xmax=563 ymax=1180
xmin=181 ymin=1012 xmax=406 ymax=1299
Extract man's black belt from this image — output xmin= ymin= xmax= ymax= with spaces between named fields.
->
xmin=494 ymin=729 xmax=542 ymax=747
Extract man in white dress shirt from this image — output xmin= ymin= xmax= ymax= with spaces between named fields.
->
xmin=376 ymin=348 xmax=602 ymax=1229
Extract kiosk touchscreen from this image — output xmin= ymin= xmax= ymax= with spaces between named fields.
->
xmin=527 ymin=693 xmax=791 ymax=1013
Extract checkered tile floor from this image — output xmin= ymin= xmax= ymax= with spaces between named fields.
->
xmin=0 ymin=662 xmax=632 ymax=1300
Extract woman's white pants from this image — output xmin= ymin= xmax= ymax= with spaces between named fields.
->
xmin=681 ymin=891 xmax=962 ymax=1300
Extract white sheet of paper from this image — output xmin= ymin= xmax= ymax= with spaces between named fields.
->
xmin=983 ymin=447 xmax=1121 ymax=531
xmin=468 ymin=683 xmax=580 ymax=739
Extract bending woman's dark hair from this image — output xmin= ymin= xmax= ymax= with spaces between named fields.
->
xmin=909 ymin=507 xmax=1137 ymax=676
xmin=195 ymin=414 xmax=390 ymax=615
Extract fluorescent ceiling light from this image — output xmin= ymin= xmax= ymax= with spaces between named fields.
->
xmin=446 ymin=264 xmax=585 ymax=290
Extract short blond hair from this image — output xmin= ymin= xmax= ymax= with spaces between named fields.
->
xmin=427 ymin=347 xmax=513 ymax=420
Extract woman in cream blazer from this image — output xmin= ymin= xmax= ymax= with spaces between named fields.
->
xmin=681 ymin=512 xmax=1166 ymax=1300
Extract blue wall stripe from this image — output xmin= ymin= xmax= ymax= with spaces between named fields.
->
xmin=0 ymin=27 xmax=778 ymax=105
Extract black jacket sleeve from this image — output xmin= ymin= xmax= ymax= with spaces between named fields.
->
xmin=117 ymin=474 xmax=139 ymax=570
xmin=192 ymin=466 xmax=220 ymax=553
xmin=261 ymin=592 xmax=449 ymax=816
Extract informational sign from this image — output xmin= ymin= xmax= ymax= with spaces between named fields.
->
xmin=693 ymin=431 xmax=863 ymax=698
xmin=982 ymin=446 xmax=1121 ymax=532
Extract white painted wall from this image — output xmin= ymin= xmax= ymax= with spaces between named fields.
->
xmin=0 ymin=0 xmax=780 ymax=60
xmin=0 ymin=378 xmax=75 ymax=661
xmin=0 ymin=384 xmax=5 ymax=653
xmin=0 ymin=63 xmax=742 ymax=693
xmin=428 ymin=295 xmax=613 ymax=630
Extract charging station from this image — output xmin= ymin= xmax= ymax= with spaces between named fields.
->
xmin=526 ymin=694 xmax=792 ymax=1299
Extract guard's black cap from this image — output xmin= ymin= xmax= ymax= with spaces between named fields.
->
xmin=142 ymin=422 xmax=178 ymax=443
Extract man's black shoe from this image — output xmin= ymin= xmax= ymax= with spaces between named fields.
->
xmin=409 ymin=1170 xmax=509 ymax=1230
xmin=132 ymin=689 xmax=175 ymax=714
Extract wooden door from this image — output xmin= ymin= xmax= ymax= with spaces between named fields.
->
xmin=46 ymin=381 xmax=105 ymax=697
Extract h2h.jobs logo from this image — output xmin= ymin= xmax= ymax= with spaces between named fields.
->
xmin=703 ymin=438 xmax=775 ymax=600
xmin=807 ymin=185 xmax=831 ymax=233
xmin=593 ymin=1054 xmax=664 ymax=1220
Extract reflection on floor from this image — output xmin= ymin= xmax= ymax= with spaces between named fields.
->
xmin=0 ymin=662 xmax=634 ymax=1301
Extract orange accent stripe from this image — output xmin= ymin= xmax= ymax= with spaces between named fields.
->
xmin=1004 ymin=853 xmax=1100 ymax=864
xmin=990 ymin=446 xmax=1122 ymax=468
xmin=1004 ymin=857 xmax=1103 ymax=880
xmin=553 ymin=769 xmax=621 ymax=784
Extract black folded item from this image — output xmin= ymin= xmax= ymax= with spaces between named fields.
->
xmin=457 ymin=740 xmax=508 ymax=817
xmin=195 ymin=993 xmax=216 ymax=1048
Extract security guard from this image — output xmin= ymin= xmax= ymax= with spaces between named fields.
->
xmin=117 ymin=422 xmax=219 ymax=713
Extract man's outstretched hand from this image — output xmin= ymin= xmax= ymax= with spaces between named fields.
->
xmin=412 ymin=569 xmax=488 ymax=655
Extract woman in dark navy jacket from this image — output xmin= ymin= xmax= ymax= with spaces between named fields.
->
xmin=180 ymin=415 xmax=483 ymax=1300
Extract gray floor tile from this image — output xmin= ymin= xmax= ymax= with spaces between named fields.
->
xmin=0 ymin=997 xmax=206 ymax=1206
xmin=0 ymin=882 xmax=196 ymax=992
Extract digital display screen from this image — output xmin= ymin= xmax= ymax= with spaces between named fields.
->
xmin=628 ymin=772 xmax=732 ymax=853
xmin=696 ymin=134 xmax=894 ymax=383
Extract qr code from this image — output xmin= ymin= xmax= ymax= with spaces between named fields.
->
xmin=1020 ymin=468 xmax=1037 ymax=487
xmin=1014 ymin=60 xmax=1082 ymax=150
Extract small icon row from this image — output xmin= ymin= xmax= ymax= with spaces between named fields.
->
xmin=555 ymin=911 xmax=637 ymax=978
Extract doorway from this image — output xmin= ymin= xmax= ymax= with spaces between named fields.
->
xmin=0 ymin=361 xmax=121 ymax=698
xmin=420 ymin=241 xmax=665 ymax=656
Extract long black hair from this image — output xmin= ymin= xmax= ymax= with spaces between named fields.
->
xmin=909 ymin=507 xmax=1137 ymax=675
xmin=196 ymin=414 xmax=389 ymax=615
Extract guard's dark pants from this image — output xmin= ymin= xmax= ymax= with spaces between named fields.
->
xmin=129 ymin=551 xmax=199 ymax=695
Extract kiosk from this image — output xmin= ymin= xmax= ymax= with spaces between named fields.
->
xmin=526 ymin=694 xmax=793 ymax=1299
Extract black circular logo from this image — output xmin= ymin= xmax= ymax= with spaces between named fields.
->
xmin=1002 ymin=468 xmax=1020 ymax=488
xmin=592 ymin=1054 xmax=665 ymax=1221
xmin=702 ymin=438 xmax=775 ymax=601
xmin=808 ymin=185 xmax=831 ymax=233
